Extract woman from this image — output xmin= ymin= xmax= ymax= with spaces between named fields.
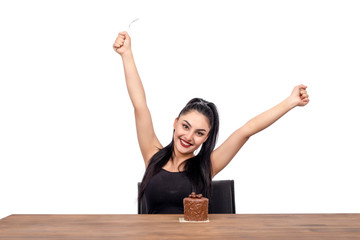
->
xmin=113 ymin=32 xmax=309 ymax=214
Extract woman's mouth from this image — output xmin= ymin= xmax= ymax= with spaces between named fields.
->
xmin=180 ymin=138 xmax=192 ymax=148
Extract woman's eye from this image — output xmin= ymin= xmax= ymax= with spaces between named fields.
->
xmin=197 ymin=132 xmax=204 ymax=136
xmin=183 ymin=124 xmax=189 ymax=129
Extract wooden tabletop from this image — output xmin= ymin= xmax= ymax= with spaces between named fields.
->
xmin=1 ymin=214 xmax=360 ymax=239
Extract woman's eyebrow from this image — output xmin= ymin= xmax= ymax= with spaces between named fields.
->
xmin=184 ymin=120 xmax=207 ymax=132
xmin=184 ymin=120 xmax=192 ymax=127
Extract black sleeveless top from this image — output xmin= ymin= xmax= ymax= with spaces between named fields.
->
xmin=143 ymin=169 xmax=192 ymax=214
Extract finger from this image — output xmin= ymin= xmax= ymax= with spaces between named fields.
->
xmin=300 ymin=89 xmax=307 ymax=95
xmin=115 ymin=39 xmax=124 ymax=45
xmin=116 ymin=35 xmax=125 ymax=41
xmin=298 ymin=84 xmax=307 ymax=90
xmin=122 ymin=31 xmax=130 ymax=40
xmin=113 ymin=45 xmax=120 ymax=52
xmin=300 ymin=92 xmax=308 ymax=99
xmin=117 ymin=33 xmax=126 ymax=41
xmin=117 ymin=34 xmax=125 ymax=40
xmin=113 ymin=42 xmax=121 ymax=48
xmin=118 ymin=32 xmax=129 ymax=39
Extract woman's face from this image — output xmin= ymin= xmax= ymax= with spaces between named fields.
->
xmin=173 ymin=110 xmax=211 ymax=157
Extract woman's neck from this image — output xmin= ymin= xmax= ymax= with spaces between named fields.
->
xmin=164 ymin=151 xmax=194 ymax=172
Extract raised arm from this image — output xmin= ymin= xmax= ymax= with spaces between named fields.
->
xmin=113 ymin=32 xmax=162 ymax=166
xmin=211 ymin=85 xmax=309 ymax=177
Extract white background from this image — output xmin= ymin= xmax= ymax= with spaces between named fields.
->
xmin=1 ymin=0 xmax=359 ymax=219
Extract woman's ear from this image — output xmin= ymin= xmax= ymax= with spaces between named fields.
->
xmin=204 ymin=134 xmax=209 ymax=143
xmin=173 ymin=117 xmax=178 ymax=130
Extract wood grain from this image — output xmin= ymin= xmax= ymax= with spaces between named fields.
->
xmin=1 ymin=214 xmax=360 ymax=239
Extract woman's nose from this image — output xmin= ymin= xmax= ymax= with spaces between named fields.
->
xmin=184 ymin=131 xmax=194 ymax=141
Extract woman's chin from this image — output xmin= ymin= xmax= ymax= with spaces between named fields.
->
xmin=175 ymin=143 xmax=194 ymax=156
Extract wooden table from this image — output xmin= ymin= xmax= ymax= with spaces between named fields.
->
xmin=1 ymin=214 xmax=360 ymax=239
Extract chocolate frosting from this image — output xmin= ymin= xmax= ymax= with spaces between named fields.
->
xmin=183 ymin=192 xmax=208 ymax=221
xmin=188 ymin=192 xmax=203 ymax=199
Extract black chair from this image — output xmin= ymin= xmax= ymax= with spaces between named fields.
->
xmin=138 ymin=182 xmax=148 ymax=214
xmin=210 ymin=180 xmax=236 ymax=214
xmin=138 ymin=180 xmax=235 ymax=214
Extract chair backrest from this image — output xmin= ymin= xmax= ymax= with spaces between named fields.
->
xmin=138 ymin=180 xmax=235 ymax=214
xmin=209 ymin=180 xmax=236 ymax=214
xmin=138 ymin=182 xmax=148 ymax=214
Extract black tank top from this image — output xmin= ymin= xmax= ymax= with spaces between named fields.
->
xmin=144 ymin=169 xmax=192 ymax=214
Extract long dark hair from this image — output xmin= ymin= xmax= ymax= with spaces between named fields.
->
xmin=138 ymin=98 xmax=220 ymax=201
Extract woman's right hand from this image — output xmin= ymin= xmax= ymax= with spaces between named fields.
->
xmin=113 ymin=31 xmax=131 ymax=56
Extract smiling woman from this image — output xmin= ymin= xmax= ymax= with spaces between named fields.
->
xmin=113 ymin=31 xmax=309 ymax=214
xmin=138 ymin=98 xmax=219 ymax=213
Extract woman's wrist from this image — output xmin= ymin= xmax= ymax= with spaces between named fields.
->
xmin=120 ymin=50 xmax=133 ymax=60
xmin=284 ymin=96 xmax=298 ymax=110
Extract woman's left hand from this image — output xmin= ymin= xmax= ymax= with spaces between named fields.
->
xmin=290 ymin=84 xmax=310 ymax=107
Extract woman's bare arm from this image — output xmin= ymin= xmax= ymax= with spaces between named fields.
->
xmin=211 ymin=85 xmax=309 ymax=177
xmin=114 ymin=32 xmax=162 ymax=166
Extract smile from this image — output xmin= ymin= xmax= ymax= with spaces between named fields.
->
xmin=180 ymin=138 xmax=192 ymax=148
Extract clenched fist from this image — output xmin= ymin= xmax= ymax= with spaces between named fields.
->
xmin=113 ymin=31 xmax=131 ymax=56
xmin=290 ymin=84 xmax=310 ymax=107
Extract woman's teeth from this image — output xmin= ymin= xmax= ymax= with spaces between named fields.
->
xmin=180 ymin=139 xmax=191 ymax=146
